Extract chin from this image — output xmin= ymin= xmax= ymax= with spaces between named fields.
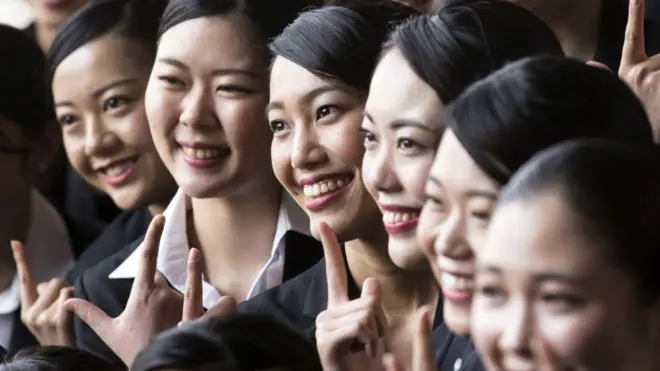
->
xmin=443 ymin=301 xmax=472 ymax=336
xmin=309 ymin=215 xmax=359 ymax=243
xmin=388 ymin=239 xmax=428 ymax=270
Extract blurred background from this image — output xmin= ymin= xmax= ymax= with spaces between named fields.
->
xmin=0 ymin=0 xmax=34 ymax=28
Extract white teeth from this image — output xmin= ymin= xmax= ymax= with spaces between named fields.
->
xmin=303 ymin=176 xmax=352 ymax=198
xmin=382 ymin=211 xmax=419 ymax=225
xmin=182 ymin=147 xmax=222 ymax=159
xmin=102 ymin=160 xmax=134 ymax=177
xmin=441 ymin=273 xmax=474 ymax=291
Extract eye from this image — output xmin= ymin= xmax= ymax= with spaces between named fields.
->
xmin=425 ymin=195 xmax=445 ymax=208
xmin=269 ymin=120 xmax=288 ymax=133
xmin=103 ymin=96 xmax=131 ymax=112
xmin=359 ymin=128 xmax=377 ymax=147
xmin=478 ymin=284 xmax=506 ymax=300
xmin=316 ymin=105 xmax=339 ymax=121
xmin=471 ymin=211 xmax=492 ymax=222
xmin=216 ymin=84 xmax=252 ymax=94
xmin=397 ymin=138 xmax=421 ymax=150
xmin=57 ymin=114 xmax=78 ymax=127
xmin=158 ymin=76 xmax=185 ymax=86
xmin=541 ymin=293 xmax=585 ymax=309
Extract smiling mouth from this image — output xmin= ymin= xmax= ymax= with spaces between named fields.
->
xmin=180 ymin=147 xmax=230 ymax=160
xmin=302 ymin=174 xmax=354 ymax=199
xmin=97 ymin=156 xmax=139 ymax=186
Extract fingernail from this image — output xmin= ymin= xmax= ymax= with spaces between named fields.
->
xmin=189 ymin=248 xmax=199 ymax=262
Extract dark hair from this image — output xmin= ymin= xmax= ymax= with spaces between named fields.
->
xmin=0 ymin=24 xmax=54 ymax=139
xmin=131 ymin=313 xmax=322 ymax=371
xmin=0 ymin=346 xmax=122 ymax=371
xmin=500 ymin=139 xmax=660 ymax=305
xmin=444 ymin=56 xmax=653 ymax=185
xmin=270 ymin=0 xmax=419 ymax=91
xmin=388 ymin=0 xmax=563 ymax=104
xmin=158 ymin=0 xmax=324 ymax=48
xmin=48 ymin=0 xmax=167 ymax=84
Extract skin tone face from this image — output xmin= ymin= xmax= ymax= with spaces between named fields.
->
xmin=144 ymin=14 xmax=273 ymax=200
xmin=361 ymin=48 xmax=443 ymax=269
xmin=52 ymin=32 xmax=176 ymax=212
xmin=28 ymin=0 xmax=87 ymax=28
xmin=416 ymin=129 xmax=499 ymax=335
xmin=473 ymin=193 xmax=660 ymax=371
xmin=268 ymin=57 xmax=381 ymax=241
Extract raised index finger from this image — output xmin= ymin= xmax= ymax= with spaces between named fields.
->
xmin=182 ymin=248 xmax=204 ymax=322
xmin=11 ymin=240 xmax=38 ymax=309
xmin=136 ymin=214 xmax=166 ymax=291
xmin=319 ymin=222 xmax=348 ymax=307
xmin=621 ymin=0 xmax=647 ymax=68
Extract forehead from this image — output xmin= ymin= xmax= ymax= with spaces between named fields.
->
xmin=270 ymin=56 xmax=332 ymax=100
xmin=432 ymin=130 xmax=499 ymax=191
xmin=52 ymin=34 xmax=150 ymax=95
xmin=365 ymin=48 xmax=443 ymax=128
xmin=156 ymin=15 xmax=264 ymax=71
xmin=481 ymin=194 xmax=598 ymax=271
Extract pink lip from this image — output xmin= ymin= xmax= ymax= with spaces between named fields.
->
xmin=304 ymin=181 xmax=351 ymax=212
xmin=42 ymin=0 xmax=71 ymax=10
xmin=384 ymin=219 xmax=418 ymax=234
xmin=101 ymin=165 xmax=135 ymax=187
xmin=443 ymin=288 xmax=473 ymax=303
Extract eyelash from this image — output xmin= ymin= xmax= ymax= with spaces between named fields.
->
xmin=103 ymin=96 xmax=131 ymax=112
xmin=58 ymin=114 xmax=78 ymax=127
xmin=158 ymin=76 xmax=185 ymax=86
xmin=216 ymin=84 xmax=252 ymax=94
xmin=269 ymin=120 xmax=287 ymax=133
xmin=316 ymin=105 xmax=339 ymax=121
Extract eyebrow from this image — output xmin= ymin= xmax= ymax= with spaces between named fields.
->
xmin=427 ymin=175 xmax=498 ymax=199
xmin=265 ymin=86 xmax=339 ymax=116
xmin=158 ymin=57 xmax=261 ymax=78
xmin=531 ymin=272 xmax=591 ymax=287
xmin=55 ymin=78 xmax=139 ymax=109
xmin=476 ymin=264 xmax=501 ymax=274
xmin=363 ymin=110 xmax=434 ymax=132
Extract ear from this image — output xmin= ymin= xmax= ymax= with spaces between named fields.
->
xmin=25 ymin=122 xmax=63 ymax=181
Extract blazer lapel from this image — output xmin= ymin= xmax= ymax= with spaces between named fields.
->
xmin=282 ymin=231 xmax=323 ymax=281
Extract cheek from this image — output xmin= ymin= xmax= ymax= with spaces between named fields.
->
xmin=471 ymin=298 xmax=502 ymax=365
xmin=62 ymin=134 xmax=87 ymax=174
xmin=217 ymin=96 xmax=270 ymax=149
xmin=538 ymin=308 xmax=635 ymax=369
xmin=271 ymin=139 xmax=293 ymax=189
xmin=321 ymin=121 xmax=365 ymax=168
xmin=145 ymin=82 xmax=175 ymax=141
xmin=398 ymin=155 xmax=434 ymax=200
xmin=417 ymin=206 xmax=437 ymax=259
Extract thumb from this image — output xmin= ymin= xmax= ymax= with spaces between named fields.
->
xmin=382 ymin=353 xmax=407 ymax=371
xmin=360 ymin=277 xmax=381 ymax=299
xmin=412 ymin=306 xmax=436 ymax=371
xmin=64 ymin=298 xmax=113 ymax=338
xmin=202 ymin=296 xmax=238 ymax=320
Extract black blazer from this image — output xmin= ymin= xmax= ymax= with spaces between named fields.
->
xmin=595 ymin=0 xmax=660 ymax=71
xmin=64 ymin=209 xmax=152 ymax=284
xmin=6 ymin=310 xmax=37 ymax=357
xmin=239 ymin=253 xmax=481 ymax=370
xmin=73 ymin=231 xmax=322 ymax=366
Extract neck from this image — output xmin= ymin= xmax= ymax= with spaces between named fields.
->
xmin=187 ymin=177 xmax=283 ymax=293
xmin=345 ymin=233 xmax=438 ymax=316
xmin=35 ymin=22 xmax=59 ymax=52
xmin=515 ymin=0 xmax=603 ymax=60
xmin=147 ymin=201 xmax=169 ymax=217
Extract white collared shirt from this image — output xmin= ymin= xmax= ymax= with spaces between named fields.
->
xmin=0 ymin=190 xmax=75 ymax=349
xmin=109 ymin=189 xmax=310 ymax=309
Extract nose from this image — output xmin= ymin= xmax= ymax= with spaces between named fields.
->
xmin=498 ymin=299 xmax=533 ymax=359
xmin=179 ymin=86 xmax=218 ymax=128
xmin=435 ymin=210 xmax=472 ymax=259
xmin=84 ymin=115 xmax=119 ymax=157
xmin=364 ymin=147 xmax=401 ymax=193
xmin=290 ymin=125 xmax=326 ymax=169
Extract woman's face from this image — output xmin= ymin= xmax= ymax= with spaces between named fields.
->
xmin=473 ymin=193 xmax=660 ymax=371
xmin=417 ymin=130 xmax=498 ymax=335
xmin=362 ymin=48 xmax=443 ymax=269
xmin=52 ymin=33 xmax=176 ymax=211
xmin=145 ymin=15 xmax=273 ymax=199
xmin=28 ymin=0 xmax=87 ymax=29
xmin=268 ymin=57 xmax=381 ymax=241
